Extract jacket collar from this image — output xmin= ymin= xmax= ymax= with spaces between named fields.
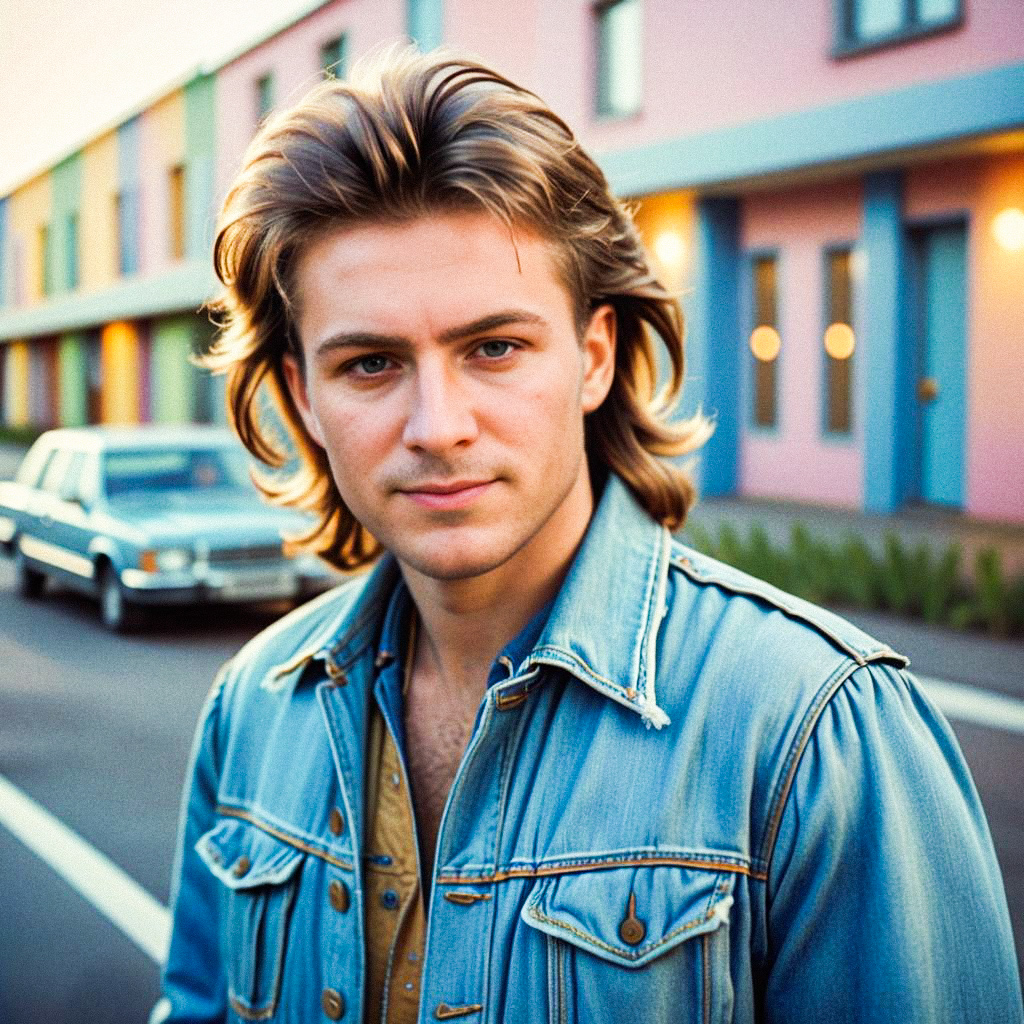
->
xmin=526 ymin=474 xmax=672 ymax=729
xmin=269 ymin=475 xmax=672 ymax=729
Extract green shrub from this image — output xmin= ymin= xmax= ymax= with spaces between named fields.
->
xmin=680 ymin=520 xmax=1018 ymax=637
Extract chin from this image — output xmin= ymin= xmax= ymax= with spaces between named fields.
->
xmin=398 ymin=536 xmax=516 ymax=582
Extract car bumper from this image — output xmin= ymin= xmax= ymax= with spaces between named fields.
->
xmin=119 ymin=564 xmax=332 ymax=606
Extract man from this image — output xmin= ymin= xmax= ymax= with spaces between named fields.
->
xmin=157 ymin=48 xmax=1022 ymax=1023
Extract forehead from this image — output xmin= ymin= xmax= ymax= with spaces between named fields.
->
xmin=292 ymin=212 xmax=575 ymax=345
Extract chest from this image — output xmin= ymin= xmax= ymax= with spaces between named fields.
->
xmin=402 ymin=680 xmax=482 ymax=864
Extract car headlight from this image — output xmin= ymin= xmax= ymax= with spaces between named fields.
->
xmin=139 ymin=548 xmax=193 ymax=573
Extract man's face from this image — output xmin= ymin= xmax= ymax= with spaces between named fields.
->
xmin=284 ymin=212 xmax=615 ymax=585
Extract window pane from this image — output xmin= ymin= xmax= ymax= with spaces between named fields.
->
xmin=66 ymin=212 xmax=78 ymax=289
xmin=824 ymin=249 xmax=855 ymax=435
xmin=168 ymin=166 xmax=186 ymax=261
xmin=853 ymin=0 xmax=903 ymax=39
xmin=597 ymin=0 xmax=643 ymax=118
xmin=321 ymin=35 xmax=347 ymax=78
xmin=256 ymin=74 xmax=275 ymax=121
xmin=749 ymin=255 xmax=779 ymax=429
xmin=918 ymin=0 xmax=958 ymax=25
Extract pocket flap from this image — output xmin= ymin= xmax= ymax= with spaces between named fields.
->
xmin=522 ymin=864 xmax=735 ymax=968
xmin=196 ymin=817 xmax=304 ymax=890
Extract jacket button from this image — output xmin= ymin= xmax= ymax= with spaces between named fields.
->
xmin=329 ymin=879 xmax=350 ymax=913
xmin=232 ymin=856 xmax=250 ymax=877
xmin=322 ymin=988 xmax=345 ymax=1020
xmin=328 ymin=807 xmax=345 ymax=836
xmin=619 ymin=891 xmax=647 ymax=946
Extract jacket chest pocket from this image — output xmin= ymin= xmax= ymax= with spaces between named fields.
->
xmin=197 ymin=818 xmax=305 ymax=1021
xmin=521 ymin=865 xmax=735 ymax=1024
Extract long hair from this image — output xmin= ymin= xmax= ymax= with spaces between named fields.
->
xmin=207 ymin=46 xmax=713 ymax=571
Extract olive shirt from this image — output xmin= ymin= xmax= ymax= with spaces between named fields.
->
xmin=363 ymin=584 xmax=553 ymax=1024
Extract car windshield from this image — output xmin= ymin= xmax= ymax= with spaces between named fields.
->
xmin=102 ymin=446 xmax=253 ymax=498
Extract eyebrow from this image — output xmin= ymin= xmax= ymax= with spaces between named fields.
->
xmin=313 ymin=309 xmax=549 ymax=358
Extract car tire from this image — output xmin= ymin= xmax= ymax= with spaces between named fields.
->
xmin=99 ymin=564 xmax=138 ymax=633
xmin=14 ymin=546 xmax=46 ymax=599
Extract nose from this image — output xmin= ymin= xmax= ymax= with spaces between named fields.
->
xmin=402 ymin=359 xmax=478 ymax=454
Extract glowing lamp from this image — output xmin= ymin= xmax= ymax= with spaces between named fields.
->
xmin=992 ymin=208 xmax=1024 ymax=252
xmin=824 ymin=323 xmax=856 ymax=360
xmin=749 ymin=326 xmax=781 ymax=362
xmin=654 ymin=230 xmax=685 ymax=269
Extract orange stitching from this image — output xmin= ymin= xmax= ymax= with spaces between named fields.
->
xmin=443 ymin=891 xmax=493 ymax=905
xmin=216 ymin=805 xmax=353 ymax=872
xmin=438 ymin=855 xmax=764 ymax=885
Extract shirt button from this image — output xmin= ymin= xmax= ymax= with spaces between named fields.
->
xmin=328 ymin=879 xmax=350 ymax=913
xmin=380 ymin=889 xmax=399 ymax=910
xmin=391 ymin=771 xmax=401 ymax=787
xmin=328 ymin=807 xmax=345 ymax=836
xmin=321 ymin=988 xmax=345 ymax=1020
xmin=232 ymin=856 xmax=250 ymax=877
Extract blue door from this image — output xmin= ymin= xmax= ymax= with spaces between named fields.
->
xmin=913 ymin=223 xmax=968 ymax=508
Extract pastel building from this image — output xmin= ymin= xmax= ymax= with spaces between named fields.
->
xmin=1 ymin=0 xmax=1022 ymax=524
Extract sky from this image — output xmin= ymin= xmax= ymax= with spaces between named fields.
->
xmin=0 ymin=0 xmax=324 ymax=195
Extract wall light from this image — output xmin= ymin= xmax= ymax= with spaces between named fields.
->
xmin=749 ymin=326 xmax=781 ymax=362
xmin=654 ymin=230 xmax=685 ymax=270
xmin=992 ymin=208 xmax=1024 ymax=252
xmin=824 ymin=322 xmax=856 ymax=360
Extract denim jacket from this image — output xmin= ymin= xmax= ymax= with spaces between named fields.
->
xmin=157 ymin=475 xmax=1023 ymax=1023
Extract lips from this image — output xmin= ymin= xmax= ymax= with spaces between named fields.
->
xmin=400 ymin=479 xmax=495 ymax=510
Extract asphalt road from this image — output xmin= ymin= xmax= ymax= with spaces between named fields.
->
xmin=0 ymin=560 xmax=1022 ymax=1020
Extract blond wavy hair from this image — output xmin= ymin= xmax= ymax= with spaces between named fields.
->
xmin=206 ymin=46 xmax=712 ymax=571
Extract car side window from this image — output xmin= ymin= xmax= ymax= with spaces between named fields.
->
xmin=16 ymin=441 xmax=55 ymax=488
xmin=39 ymin=448 xmax=77 ymax=496
xmin=75 ymin=454 xmax=101 ymax=508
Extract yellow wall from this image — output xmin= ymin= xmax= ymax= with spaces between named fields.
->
xmin=6 ymin=173 xmax=52 ymax=305
xmin=3 ymin=341 xmax=31 ymax=425
xmin=80 ymin=131 xmax=120 ymax=291
xmin=100 ymin=321 xmax=141 ymax=423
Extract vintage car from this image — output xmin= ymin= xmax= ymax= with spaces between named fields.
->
xmin=0 ymin=425 xmax=337 ymax=630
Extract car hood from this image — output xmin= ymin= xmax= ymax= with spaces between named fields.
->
xmin=105 ymin=490 xmax=309 ymax=547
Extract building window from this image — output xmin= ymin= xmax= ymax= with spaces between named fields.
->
xmin=39 ymin=224 xmax=52 ymax=296
xmin=168 ymin=165 xmax=186 ymax=261
xmin=748 ymin=254 xmax=780 ymax=429
xmin=321 ymin=35 xmax=347 ymax=78
xmin=823 ymin=248 xmax=856 ymax=435
xmin=256 ymin=73 xmax=275 ymax=122
xmin=66 ymin=212 xmax=79 ymax=290
xmin=837 ymin=0 xmax=961 ymax=52
xmin=595 ymin=0 xmax=643 ymax=118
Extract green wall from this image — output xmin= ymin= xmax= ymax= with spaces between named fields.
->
xmin=50 ymin=154 xmax=83 ymax=295
xmin=184 ymin=73 xmax=216 ymax=261
xmin=57 ymin=332 xmax=88 ymax=425
xmin=151 ymin=318 xmax=196 ymax=423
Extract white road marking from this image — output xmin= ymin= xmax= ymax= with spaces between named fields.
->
xmin=919 ymin=676 xmax=1024 ymax=737
xmin=0 ymin=773 xmax=170 ymax=964
xmin=0 ymin=674 xmax=1021 ymax=977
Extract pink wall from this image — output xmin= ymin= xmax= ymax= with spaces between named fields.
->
xmin=739 ymin=181 xmax=865 ymax=507
xmin=214 ymin=0 xmax=404 ymax=209
xmin=907 ymin=153 xmax=1024 ymax=523
xmin=456 ymin=0 xmax=1024 ymax=155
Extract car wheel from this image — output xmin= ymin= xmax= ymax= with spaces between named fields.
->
xmin=99 ymin=565 xmax=137 ymax=633
xmin=14 ymin=547 xmax=46 ymax=599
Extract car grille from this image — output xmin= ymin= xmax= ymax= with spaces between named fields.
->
xmin=207 ymin=544 xmax=285 ymax=566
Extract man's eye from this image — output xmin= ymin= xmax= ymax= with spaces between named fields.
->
xmin=477 ymin=340 xmax=515 ymax=359
xmin=350 ymin=354 xmax=392 ymax=375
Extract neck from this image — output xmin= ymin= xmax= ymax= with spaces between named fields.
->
xmin=400 ymin=470 xmax=595 ymax=695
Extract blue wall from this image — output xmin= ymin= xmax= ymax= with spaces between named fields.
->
xmin=687 ymin=198 xmax=741 ymax=496
xmin=407 ymin=0 xmax=443 ymax=49
xmin=862 ymin=170 xmax=914 ymax=513
xmin=117 ymin=117 xmax=141 ymax=275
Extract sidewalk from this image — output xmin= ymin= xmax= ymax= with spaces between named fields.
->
xmin=686 ymin=494 xmax=1024 ymax=579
